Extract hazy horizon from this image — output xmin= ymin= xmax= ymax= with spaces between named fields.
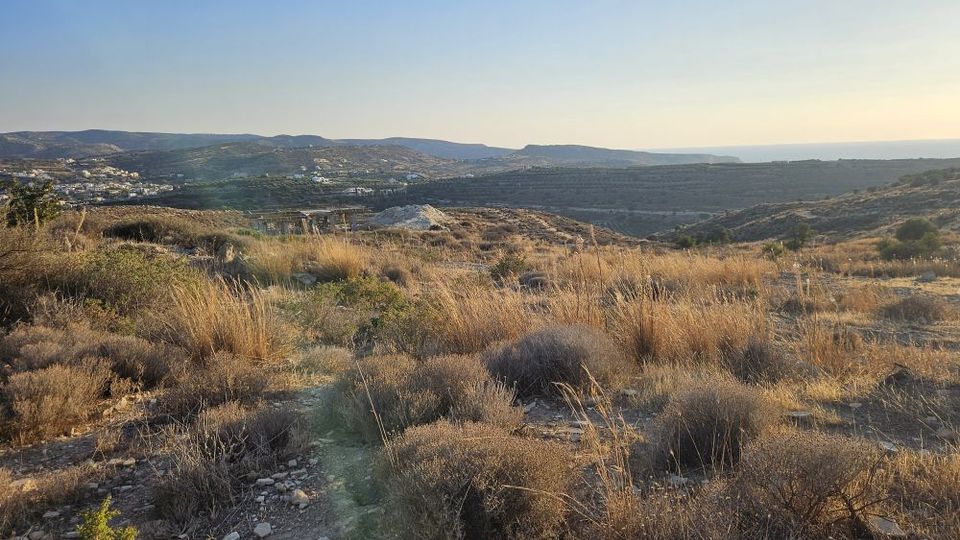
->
xmin=3 ymin=1 xmax=960 ymax=150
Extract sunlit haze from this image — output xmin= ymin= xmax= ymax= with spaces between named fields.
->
xmin=3 ymin=0 xmax=959 ymax=149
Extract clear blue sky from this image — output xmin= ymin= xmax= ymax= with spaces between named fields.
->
xmin=2 ymin=0 xmax=959 ymax=149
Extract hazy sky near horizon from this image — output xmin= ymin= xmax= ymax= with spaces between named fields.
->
xmin=2 ymin=0 xmax=960 ymax=149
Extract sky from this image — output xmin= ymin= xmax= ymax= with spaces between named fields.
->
xmin=2 ymin=0 xmax=960 ymax=150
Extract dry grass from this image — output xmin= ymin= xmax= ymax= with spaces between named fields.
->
xmin=162 ymin=351 xmax=273 ymax=418
xmin=377 ymin=420 xmax=574 ymax=540
xmin=156 ymin=278 xmax=293 ymax=363
xmin=609 ymin=295 xmax=767 ymax=367
xmin=887 ymin=450 xmax=960 ymax=538
xmin=880 ymin=295 xmax=954 ymax=323
xmin=0 ymin=359 xmax=112 ymax=444
xmin=483 ymin=324 xmax=633 ymax=398
xmin=334 ymin=354 xmax=521 ymax=442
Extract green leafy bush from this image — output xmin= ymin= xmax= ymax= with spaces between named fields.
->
xmin=77 ymin=496 xmax=138 ymax=540
xmin=4 ymin=180 xmax=61 ymax=228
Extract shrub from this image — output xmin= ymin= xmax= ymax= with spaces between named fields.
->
xmin=0 ymin=359 xmax=112 ymax=444
xmin=483 ymin=325 xmax=632 ymax=398
xmin=161 ymin=352 xmax=271 ymax=418
xmin=4 ymin=179 xmax=60 ymax=227
xmin=656 ymin=378 xmax=775 ymax=471
xmin=721 ymin=339 xmax=799 ymax=384
xmin=896 ymin=218 xmax=938 ymax=242
xmin=761 ymin=241 xmax=786 ymax=259
xmin=381 ymin=263 xmax=413 ymax=286
xmin=0 ymin=324 xmax=186 ymax=388
xmin=154 ymin=403 xmax=302 ymax=525
xmin=77 ymin=496 xmax=138 ymax=540
xmin=73 ymin=245 xmax=195 ymax=314
xmin=377 ymin=421 xmax=573 ymax=539
xmin=489 ymin=252 xmax=529 ymax=284
xmin=880 ymin=295 xmax=951 ymax=324
xmin=732 ymin=431 xmax=889 ymax=537
xmin=784 ymin=222 xmax=815 ymax=251
xmin=0 ymin=227 xmax=51 ymax=325
xmin=334 ymin=354 xmax=520 ymax=442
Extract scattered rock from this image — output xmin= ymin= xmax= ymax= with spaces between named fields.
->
xmin=275 ymin=482 xmax=289 ymax=493
xmin=878 ymin=441 xmax=898 ymax=453
xmin=28 ymin=530 xmax=46 ymax=540
xmin=667 ymin=475 xmax=692 ymax=488
xmin=271 ymin=472 xmax=289 ymax=480
xmin=253 ymin=522 xmax=272 ymax=538
xmin=255 ymin=495 xmax=265 ymax=503
xmin=917 ymin=271 xmax=937 ymax=283
xmin=41 ymin=510 xmax=61 ymax=519
xmin=866 ymin=515 xmax=907 ymax=538
xmin=287 ymin=459 xmax=298 ymax=468
xmin=223 ymin=533 xmax=241 ymax=540
xmin=256 ymin=478 xmax=275 ymax=486
xmin=308 ymin=458 xmax=319 ymax=466
xmin=289 ymin=489 xmax=309 ymax=507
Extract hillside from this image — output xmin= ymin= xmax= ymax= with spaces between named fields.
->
xmin=672 ymin=168 xmax=960 ymax=242
xmin=377 ymin=158 xmax=960 ymax=237
xmin=1 ymin=130 xmax=737 ymax=167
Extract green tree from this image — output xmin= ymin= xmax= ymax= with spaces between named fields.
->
xmin=784 ymin=221 xmax=815 ymax=251
xmin=895 ymin=218 xmax=938 ymax=242
xmin=5 ymin=179 xmax=61 ymax=227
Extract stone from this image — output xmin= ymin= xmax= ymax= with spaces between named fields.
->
xmin=271 ymin=472 xmax=289 ymax=480
xmin=255 ymin=495 xmax=265 ymax=503
xmin=256 ymin=478 xmax=275 ymax=486
xmin=292 ymin=273 xmax=317 ymax=286
xmin=29 ymin=531 xmax=46 ymax=540
xmin=917 ymin=271 xmax=937 ymax=283
xmin=522 ymin=401 xmax=537 ymax=413
xmin=253 ymin=522 xmax=272 ymax=538
xmin=275 ymin=482 xmax=289 ymax=493
xmin=878 ymin=441 xmax=898 ymax=453
xmin=289 ymin=489 xmax=309 ymax=506
xmin=41 ymin=510 xmax=61 ymax=519
xmin=785 ymin=411 xmax=815 ymax=427
xmin=85 ymin=482 xmax=99 ymax=490
xmin=308 ymin=458 xmax=319 ymax=466
xmin=866 ymin=515 xmax=907 ymax=537
xmin=936 ymin=426 xmax=959 ymax=442
xmin=667 ymin=475 xmax=691 ymax=488
xmin=848 ymin=402 xmax=862 ymax=409
xmin=223 ymin=533 xmax=241 ymax=540
xmin=287 ymin=459 xmax=298 ymax=468
xmin=63 ymin=533 xmax=81 ymax=539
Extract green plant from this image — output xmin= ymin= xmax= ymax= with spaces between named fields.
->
xmin=762 ymin=241 xmax=786 ymax=259
xmin=77 ymin=496 xmax=138 ymax=540
xmin=490 ymin=251 xmax=529 ymax=283
xmin=896 ymin=218 xmax=939 ymax=241
xmin=4 ymin=180 xmax=61 ymax=228
xmin=784 ymin=222 xmax=815 ymax=251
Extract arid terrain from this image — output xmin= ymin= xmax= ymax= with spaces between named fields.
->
xmin=1 ymin=187 xmax=958 ymax=539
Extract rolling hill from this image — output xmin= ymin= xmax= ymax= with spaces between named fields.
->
xmin=668 ymin=167 xmax=960 ymax=242
xmin=377 ymin=158 xmax=960 ymax=237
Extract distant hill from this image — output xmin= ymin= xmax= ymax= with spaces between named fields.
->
xmin=0 ymin=130 xmax=738 ymax=167
xmin=379 ymin=158 xmax=960 ymax=237
xmin=338 ymin=137 xmax=513 ymax=160
xmin=668 ymin=167 xmax=960 ymax=242
xmin=507 ymin=144 xmax=739 ymax=166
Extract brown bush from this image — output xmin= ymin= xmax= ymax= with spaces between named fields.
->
xmin=590 ymin=489 xmax=731 ymax=540
xmin=154 ymin=402 xmax=303 ymax=525
xmin=887 ymin=451 xmax=960 ymax=538
xmin=0 ymin=359 xmax=112 ymax=444
xmin=483 ymin=324 xmax=632 ymax=398
xmin=307 ymin=237 xmax=367 ymax=282
xmin=731 ymin=431 xmax=890 ymax=538
xmin=377 ymin=421 xmax=573 ymax=539
xmin=380 ymin=263 xmax=413 ymax=287
xmin=0 ymin=227 xmax=52 ymax=325
xmin=334 ymin=354 xmax=521 ymax=443
xmin=881 ymin=295 xmax=952 ymax=324
xmin=161 ymin=351 xmax=271 ymax=418
xmin=656 ymin=378 xmax=776 ymax=471
xmin=0 ymin=323 xmax=185 ymax=388
xmin=721 ymin=338 xmax=802 ymax=384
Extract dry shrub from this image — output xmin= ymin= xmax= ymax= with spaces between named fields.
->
xmin=722 ymin=338 xmax=804 ymax=384
xmin=380 ymin=262 xmax=413 ymax=287
xmin=836 ymin=283 xmax=894 ymax=313
xmin=483 ymin=324 xmax=632 ymax=398
xmin=0 ymin=323 xmax=185 ymax=387
xmin=796 ymin=322 xmax=867 ymax=377
xmin=377 ymin=421 xmax=573 ymax=540
xmin=154 ymin=402 xmax=302 ymax=525
xmin=732 ymin=430 xmax=890 ymax=538
xmin=157 ymin=278 xmax=292 ymax=363
xmin=0 ymin=464 xmax=103 ymax=535
xmin=592 ymin=489 xmax=730 ymax=540
xmin=887 ymin=451 xmax=960 ymax=537
xmin=610 ymin=296 xmax=766 ymax=367
xmin=0 ymin=359 xmax=111 ymax=443
xmin=880 ymin=295 xmax=952 ymax=324
xmin=0 ymin=227 xmax=52 ymax=325
xmin=296 ymin=345 xmax=354 ymax=376
xmin=162 ymin=351 xmax=271 ymax=418
xmin=656 ymin=378 xmax=776 ymax=471
xmin=384 ymin=280 xmax=533 ymax=355
xmin=334 ymin=354 xmax=520 ymax=443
